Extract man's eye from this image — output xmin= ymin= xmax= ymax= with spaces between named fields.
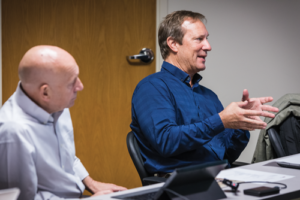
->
xmin=196 ymin=37 xmax=209 ymax=42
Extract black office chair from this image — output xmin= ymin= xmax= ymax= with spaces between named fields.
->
xmin=268 ymin=127 xmax=286 ymax=158
xmin=268 ymin=114 xmax=300 ymax=158
xmin=126 ymin=131 xmax=166 ymax=186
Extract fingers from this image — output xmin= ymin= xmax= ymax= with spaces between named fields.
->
xmin=242 ymin=89 xmax=249 ymax=101
xmin=240 ymin=118 xmax=267 ymax=130
xmin=92 ymin=190 xmax=114 ymax=196
xmin=111 ymin=185 xmax=127 ymax=192
xmin=261 ymin=105 xmax=279 ymax=112
xmin=221 ymin=101 xmax=276 ymax=130
xmin=244 ymin=109 xmax=275 ymax=119
xmin=258 ymin=96 xmax=273 ymax=104
xmin=237 ymin=100 xmax=248 ymax=108
xmin=101 ymin=190 xmax=114 ymax=194
xmin=248 ymin=96 xmax=273 ymax=104
xmin=91 ymin=185 xmax=127 ymax=197
xmin=249 ymin=115 xmax=264 ymax=122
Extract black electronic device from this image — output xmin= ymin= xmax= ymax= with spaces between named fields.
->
xmin=244 ymin=186 xmax=280 ymax=197
xmin=277 ymin=161 xmax=300 ymax=169
xmin=112 ymin=160 xmax=228 ymax=200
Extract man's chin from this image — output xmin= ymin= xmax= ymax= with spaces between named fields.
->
xmin=67 ymin=100 xmax=76 ymax=108
xmin=197 ymin=66 xmax=206 ymax=72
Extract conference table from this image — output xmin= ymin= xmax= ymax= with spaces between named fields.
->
xmin=89 ymin=154 xmax=300 ymax=200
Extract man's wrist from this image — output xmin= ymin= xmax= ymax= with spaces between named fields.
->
xmin=218 ymin=111 xmax=228 ymax=129
xmin=83 ymin=176 xmax=97 ymax=193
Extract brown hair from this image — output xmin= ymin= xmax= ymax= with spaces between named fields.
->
xmin=158 ymin=10 xmax=206 ymax=59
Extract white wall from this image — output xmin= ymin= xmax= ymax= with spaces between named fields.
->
xmin=157 ymin=0 xmax=300 ymax=163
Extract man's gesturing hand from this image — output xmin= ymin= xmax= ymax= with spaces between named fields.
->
xmin=241 ymin=89 xmax=279 ymax=121
xmin=219 ymin=101 xmax=275 ymax=130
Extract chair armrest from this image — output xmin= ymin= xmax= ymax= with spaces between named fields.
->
xmin=143 ymin=177 xmax=167 ymax=185
xmin=231 ymin=161 xmax=249 ymax=168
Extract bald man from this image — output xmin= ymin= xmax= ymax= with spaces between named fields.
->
xmin=0 ymin=46 xmax=126 ymax=200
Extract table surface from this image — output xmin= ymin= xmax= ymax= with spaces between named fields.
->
xmin=88 ymin=154 xmax=300 ymax=200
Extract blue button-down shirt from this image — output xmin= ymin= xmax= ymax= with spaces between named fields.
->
xmin=0 ymin=83 xmax=88 ymax=200
xmin=130 ymin=61 xmax=250 ymax=174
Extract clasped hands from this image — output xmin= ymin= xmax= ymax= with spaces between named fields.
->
xmin=219 ymin=89 xmax=279 ymax=131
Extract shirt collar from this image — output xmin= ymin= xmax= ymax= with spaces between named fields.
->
xmin=15 ymin=82 xmax=54 ymax=124
xmin=161 ymin=61 xmax=203 ymax=85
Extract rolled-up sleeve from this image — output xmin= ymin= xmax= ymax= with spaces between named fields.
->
xmin=73 ymin=157 xmax=89 ymax=180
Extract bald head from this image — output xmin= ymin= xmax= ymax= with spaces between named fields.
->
xmin=18 ymin=45 xmax=84 ymax=113
xmin=19 ymin=45 xmax=76 ymax=86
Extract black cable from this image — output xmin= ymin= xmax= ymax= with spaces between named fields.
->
xmin=164 ymin=188 xmax=190 ymax=200
xmin=222 ymin=178 xmax=287 ymax=192
xmin=238 ymin=181 xmax=287 ymax=189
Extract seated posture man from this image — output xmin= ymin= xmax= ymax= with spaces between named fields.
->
xmin=130 ymin=10 xmax=278 ymax=175
xmin=0 ymin=46 xmax=126 ymax=199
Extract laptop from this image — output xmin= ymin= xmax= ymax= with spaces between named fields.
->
xmin=112 ymin=160 xmax=228 ymax=200
xmin=0 ymin=188 xmax=20 ymax=200
xmin=276 ymin=155 xmax=300 ymax=169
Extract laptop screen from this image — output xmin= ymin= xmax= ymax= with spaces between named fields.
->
xmin=112 ymin=160 xmax=228 ymax=200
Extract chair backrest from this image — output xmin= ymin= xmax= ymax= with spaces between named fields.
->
xmin=126 ymin=131 xmax=151 ymax=185
xmin=268 ymin=114 xmax=300 ymax=158
xmin=268 ymin=127 xmax=286 ymax=158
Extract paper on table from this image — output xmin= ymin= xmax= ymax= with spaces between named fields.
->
xmin=216 ymin=168 xmax=294 ymax=182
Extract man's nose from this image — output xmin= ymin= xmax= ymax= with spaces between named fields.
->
xmin=203 ymin=40 xmax=212 ymax=51
xmin=75 ymin=78 xmax=84 ymax=91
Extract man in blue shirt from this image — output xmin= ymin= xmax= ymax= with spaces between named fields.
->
xmin=130 ymin=10 xmax=278 ymax=175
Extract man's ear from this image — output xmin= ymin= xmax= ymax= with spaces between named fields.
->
xmin=166 ymin=36 xmax=180 ymax=53
xmin=40 ymin=84 xmax=50 ymax=102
